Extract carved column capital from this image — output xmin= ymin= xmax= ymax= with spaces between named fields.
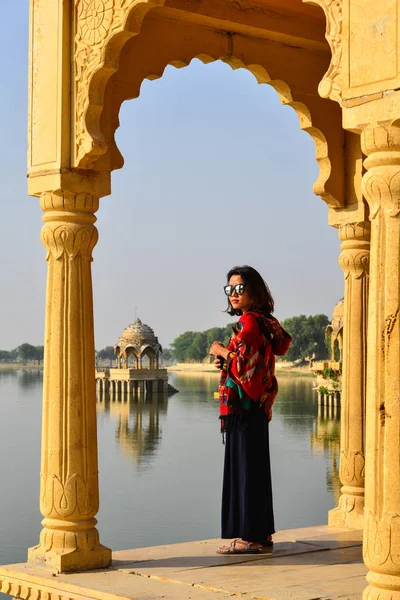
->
xmin=339 ymin=221 xmax=371 ymax=243
xmin=40 ymin=190 xmax=100 ymax=213
xmin=361 ymin=123 xmax=400 ymax=157
xmin=338 ymin=222 xmax=371 ymax=280
xmin=362 ymin=125 xmax=400 ymax=219
xmin=40 ymin=191 xmax=99 ymax=263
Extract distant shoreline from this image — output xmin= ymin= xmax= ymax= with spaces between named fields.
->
xmin=1 ymin=362 xmax=313 ymax=377
xmin=0 ymin=363 xmax=43 ymax=371
xmin=167 ymin=362 xmax=313 ymax=376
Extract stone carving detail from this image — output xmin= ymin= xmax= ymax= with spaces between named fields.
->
xmin=41 ymin=223 xmax=98 ymax=262
xmin=340 ymin=449 xmax=365 ymax=484
xmin=362 ymin=125 xmax=400 ymax=220
xmin=363 ymin=590 xmax=397 ymax=600
xmin=40 ymin=192 xmax=98 ymax=260
xmin=30 ymin=522 xmax=102 ymax=563
xmin=78 ymin=0 xmax=114 ymax=45
xmin=364 ymin=510 xmax=400 ymax=569
xmin=363 ymin=172 xmax=400 ymax=220
xmin=40 ymin=473 xmax=98 ymax=518
xmin=72 ymin=0 xmax=341 ymax=209
xmin=40 ymin=191 xmax=99 ymax=213
xmin=304 ymin=0 xmax=343 ymax=104
xmin=339 ymin=250 xmax=370 ymax=279
xmin=332 ymin=494 xmax=362 ymax=527
xmin=0 ymin=575 xmax=78 ymax=599
xmin=74 ymin=0 xmax=166 ymax=167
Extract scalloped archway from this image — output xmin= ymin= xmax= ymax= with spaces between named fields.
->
xmin=75 ymin=0 xmax=346 ymax=208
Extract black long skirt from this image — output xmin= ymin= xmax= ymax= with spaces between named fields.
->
xmin=221 ymin=402 xmax=275 ymax=541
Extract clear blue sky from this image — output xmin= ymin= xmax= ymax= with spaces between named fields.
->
xmin=0 ymin=0 xmax=343 ymax=351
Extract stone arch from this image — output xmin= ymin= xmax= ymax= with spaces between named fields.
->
xmin=140 ymin=344 xmax=157 ymax=369
xmin=76 ymin=1 xmax=345 ymax=207
xmin=125 ymin=345 xmax=140 ymax=368
xmin=114 ymin=345 xmax=124 ymax=369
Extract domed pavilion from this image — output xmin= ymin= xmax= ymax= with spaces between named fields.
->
xmin=115 ymin=318 xmax=162 ymax=370
xmin=310 ymin=299 xmax=344 ymax=409
xmin=325 ymin=299 xmax=344 ymax=363
xmin=96 ymin=318 xmax=168 ymax=396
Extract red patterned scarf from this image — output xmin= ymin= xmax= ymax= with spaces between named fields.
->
xmin=219 ymin=311 xmax=291 ymax=434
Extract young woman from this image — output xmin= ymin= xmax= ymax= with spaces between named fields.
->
xmin=209 ymin=265 xmax=292 ymax=554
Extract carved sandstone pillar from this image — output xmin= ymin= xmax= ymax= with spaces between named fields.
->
xmin=28 ymin=191 xmax=111 ymax=573
xmin=361 ymin=124 xmax=400 ymax=600
xmin=328 ymin=221 xmax=370 ymax=529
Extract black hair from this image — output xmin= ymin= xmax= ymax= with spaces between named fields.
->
xmin=225 ymin=265 xmax=274 ymax=317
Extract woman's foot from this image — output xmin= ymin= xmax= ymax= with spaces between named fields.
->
xmin=217 ymin=539 xmax=262 ymax=554
xmin=259 ymin=535 xmax=273 ymax=547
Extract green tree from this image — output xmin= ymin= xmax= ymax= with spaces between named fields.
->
xmin=186 ymin=332 xmax=207 ymax=361
xmin=17 ymin=343 xmax=38 ymax=365
xmin=172 ymin=331 xmax=195 ymax=362
xmin=9 ymin=348 xmax=18 ymax=361
xmin=161 ymin=347 xmax=174 ymax=363
xmin=222 ymin=323 xmax=234 ymax=346
xmin=97 ymin=346 xmax=116 ymax=366
xmin=171 ymin=323 xmax=235 ymax=362
xmin=205 ymin=327 xmax=225 ymax=350
xmin=35 ymin=346 xmax=44 ymax=365
xmin=282 ymin=314 xmax=330 ymax=363
xmin=0 ymin=350 xmax=13 ymax=362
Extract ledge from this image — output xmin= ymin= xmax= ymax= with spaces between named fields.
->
xmin=0 ymin=525 xmax=365 ymax=600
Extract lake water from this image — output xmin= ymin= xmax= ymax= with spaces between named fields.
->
xmin=0 ymin=369 xmax=340 ymax=580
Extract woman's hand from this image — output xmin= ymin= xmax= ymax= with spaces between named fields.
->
xmin=214 ymin=356 xmax=223 ymax=369
xmin=209 ymin=341 xmax=230 ymax=360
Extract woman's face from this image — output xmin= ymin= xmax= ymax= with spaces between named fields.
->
xmin=228 ymin=274 xmax=253 ymax=313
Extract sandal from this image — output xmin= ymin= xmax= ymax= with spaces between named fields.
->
xmin=217 ymin=539 xmax=262 ymax=554
xmin=260 ymin=538 xmax=273 ymax=547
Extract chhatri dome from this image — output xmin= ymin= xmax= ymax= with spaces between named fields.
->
xmin=96 ymin=316 xmax=172 ymax=394
xmin=330 ymin=298 xmax=344 ymax=334
xmin=115 ymin=318 xmax=162 ymax=369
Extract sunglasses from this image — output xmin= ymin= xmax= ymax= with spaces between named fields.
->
xmin=224 ymin=284 xmax=246 ymax=296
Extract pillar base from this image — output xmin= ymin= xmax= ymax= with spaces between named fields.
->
xmin=363 ymin=572 xmax=400 ymax=599
xmin=328 ymin=492 xmax=364 ymax=529
xmin=28 ymin=543 xmax=112 ymax=573
xmin=363 ymin=587 xmax=400 ymax=600
xmin=28 ymin=524 xmax=112 ymax=573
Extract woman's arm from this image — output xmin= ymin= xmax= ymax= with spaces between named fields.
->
xmin=226 ymin=314 xmax=270 ymax=401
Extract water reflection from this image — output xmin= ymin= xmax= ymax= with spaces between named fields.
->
xmin=97 ymin=393 xmax=168 ymax=468
xmin=166 ymin=371 xmax=220 ymax=397
xmin=269 ymin=375 xmax=341 ymax=503
xmin=0 ymin=370 xmax=341 ymax=498
xmin=273 ymin=375 xmax=317 ymax=434
xmin=19 ymin=370 xmax=43 ymax=389
xmin=0 ymin=368 xmax=43 ymax=388
xmin=0 ymin=370 xmax=344 ymax=565
xmin=0 ymin=368 xmax=18 ymax=381
xmin=310 ymin=401 xmax=341 ymax=502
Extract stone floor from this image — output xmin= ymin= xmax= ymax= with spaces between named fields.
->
xmin=0 ymin=525 xmax=365 ymax=600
